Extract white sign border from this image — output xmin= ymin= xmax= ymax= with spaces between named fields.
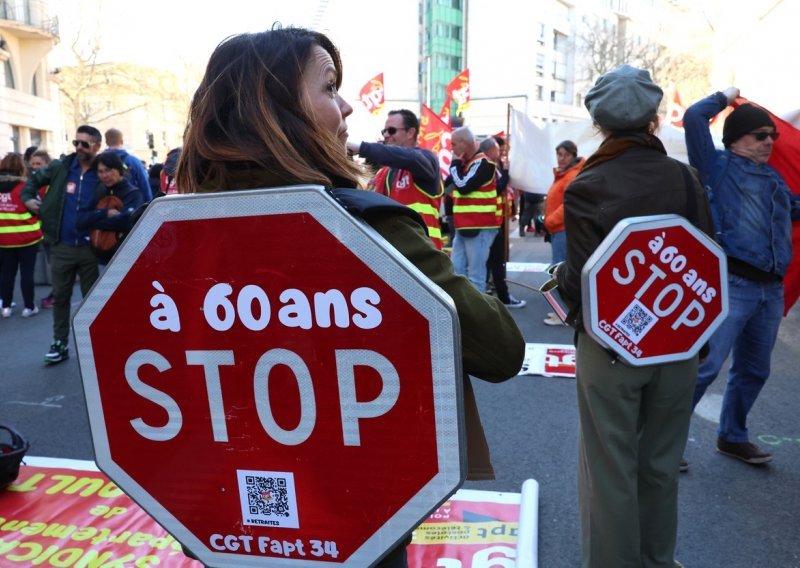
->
xmin=73 ymin=185 xmax=465 ymax=567
xmin=580 ymin=214 xmax=729 ymax=366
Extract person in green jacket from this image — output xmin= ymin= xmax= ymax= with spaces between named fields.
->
xmin=22 ymin=125 xmax=104 ymax=364
xmin=176 ymin=27 xmax=525 ymax=568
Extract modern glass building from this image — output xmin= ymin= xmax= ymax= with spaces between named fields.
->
xmin=419 ymin=0 xmax=465 ymax=114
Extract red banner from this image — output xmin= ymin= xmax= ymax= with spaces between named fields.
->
xmin=3 ymin=461 xmax=530 ymax=567
xmin=419 ymin=104 xmax=454 ymax=180
xmin=358 ymin=72 xmax=385 ymax=115
xmin=733 ymin=97 xmax=800 ymax=314
xmin=408 ymin=489 xmax=520 ymax=567
xmin=519 ymin=343 xmax=576 ymax=378
xmin=0 ymin=461 xmax=201 ymax=566
xmin=445 ymin=69 xmax=470 ymax=114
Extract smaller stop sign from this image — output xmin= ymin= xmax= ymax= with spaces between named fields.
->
xmin=73 ymin=186 xmax=464 ymax=567
xmin=581 ymin=214 xmax=728 ymax=366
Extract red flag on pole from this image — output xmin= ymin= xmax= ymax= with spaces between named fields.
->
xmin=445 ymin=69 xmax=470 ymax=114
xmin=733 ymin=97 xmax=800 ymax=314
xmin=358 ymin=73 xmax=385 ymax=115
xmin=419 ymin=104 xmax=453 ymax=180
xmin=668 ymin=89 xmax=685 ymax=128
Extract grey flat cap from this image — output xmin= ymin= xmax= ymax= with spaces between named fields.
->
xmin=584 ymin=65 xmax=663 ymax=130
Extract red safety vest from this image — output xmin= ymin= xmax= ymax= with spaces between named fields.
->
xmin=452 ymin=152 xmax=499 ymax=230
xmin=0 ymin=182 xmax=43 ymax=248
xmin=373 ymin=166 xmax=444 ymax=249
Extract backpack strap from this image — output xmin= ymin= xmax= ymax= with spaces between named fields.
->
xmin=329 ymin=188 xmax=429 ymax=236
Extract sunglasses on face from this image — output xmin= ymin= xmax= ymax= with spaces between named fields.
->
xmin=72 ymin=139 xmax=92 ymax=149
xmin=751 ymin=131 xmax=779 ymax=142
xmin=381 ymin=127 xmax=407 ymax=136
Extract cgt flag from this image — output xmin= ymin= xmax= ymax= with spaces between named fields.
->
xmin=419 ymin=104 xmax=454 ymax=180
xmin=731 ymin=97 xmax=800 ymax=315
xmin=359 ymin=72 xmax=385 ymax=115
xmin=445 ymin=69 xmax=470 ymax=114
xmin=668 ymin=89 xmax=685 ymax=128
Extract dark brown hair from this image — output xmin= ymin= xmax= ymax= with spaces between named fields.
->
xmin=178 ymin=27 xmax=362 ymax=193
xmin=0 ymin=152 xmax=25 ymax=176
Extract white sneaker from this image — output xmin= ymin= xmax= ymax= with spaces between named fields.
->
xmin=1 ymin=307 xmax=11 ymax=318
xmin=22 ymin=306 xmax=40 ymax=318
xmin=543 ymin=314 xmax=565 ymax=326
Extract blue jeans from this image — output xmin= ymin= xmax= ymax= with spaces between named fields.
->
xmin=550 ymin=230 xmax=567 ymax=264
xmin=693 ymin=274 xmax=784 ymax=443
xmin=452 ymin=228 xmax=497 ymax=292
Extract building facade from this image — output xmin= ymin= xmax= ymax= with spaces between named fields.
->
xmin=0 ymin=0 xmax=62 ymax=156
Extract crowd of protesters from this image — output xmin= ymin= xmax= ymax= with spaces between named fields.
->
xmin=3 ymin=23 xmax=800 ymax=568
xmin=2 ymin=129 xmax=180 ymax=365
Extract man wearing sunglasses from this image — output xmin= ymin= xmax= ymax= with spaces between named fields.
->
xmin=22 ymin=125 xmax=103 ymax=365
xmin=347 ymin=109 xmax=443 ymax=249
xmin=683 ymin=87 xmax=800 ymax=466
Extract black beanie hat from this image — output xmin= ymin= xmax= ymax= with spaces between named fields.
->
xmin=722 ymin=104 xmax=775 ymax=147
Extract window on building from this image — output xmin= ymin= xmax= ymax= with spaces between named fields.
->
xmin=3 ymin=59 xmax=15 ymax=89
xmin=434 ymin=22 xmax=461 ymax=40
xmin=550 ymin=90 xmax=556 ymax=102
xmin=31 ymin=70 xmax=39 ymax=96
xmin=30 ymin=129 xmax=43 ymax=148
xmin=537 ymin=23 xmax=546 ymax=46
xmin=553 ymin=31 xmax=567 ymax=53
xmin=553 ymin=79 xmax=567 ymax=104
xmin=536 ymin=85 xmax=544 ymax=101
xmin=11 ymin=125 xmax=20 ymax=153
xmin=536 ymin=54 xmax=545 ymax=78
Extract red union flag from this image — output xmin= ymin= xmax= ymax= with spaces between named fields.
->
xmin=668 ymin=89 xmax=685 ymax=128
xmin=359 ymin=72 xmax=384 ymax=115
xmin=582 ymin=215 xmax=728 ymax=366
xmin=732 ymin=97 xmax=800 ymax=315
xmin=419 ymin=104 xmax=453 ymax=180
xmin=445 ymin=69 xmax=470 ymax=113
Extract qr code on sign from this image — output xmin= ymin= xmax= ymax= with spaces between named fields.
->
xmin=237 ymin=470 xmax=299 ymax=528
xmin=613 ymin=300 xmax=658 ymax=344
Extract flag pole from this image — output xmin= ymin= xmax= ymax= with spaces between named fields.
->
xmin=504 ymin=103 xmax=512 ymax=262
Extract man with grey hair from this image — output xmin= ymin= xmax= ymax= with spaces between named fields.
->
xmin=446 ymin=127 xmax=500 ymax=292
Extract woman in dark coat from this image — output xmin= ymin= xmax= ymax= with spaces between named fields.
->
xmin=77 ymin=151 xmax=143 ymax=264
xmin=554 ymin=65 xmax=715 ymax=568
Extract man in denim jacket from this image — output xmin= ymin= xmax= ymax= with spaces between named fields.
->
xmin=684 ymin=87 xmax=800 ymax=465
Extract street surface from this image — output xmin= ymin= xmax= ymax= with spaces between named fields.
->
xmin=2 ymin=225 xmax=799 ymax=568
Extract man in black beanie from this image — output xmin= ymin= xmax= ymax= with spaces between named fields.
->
xmin=684 ymin=87 xmax=800 ymax=466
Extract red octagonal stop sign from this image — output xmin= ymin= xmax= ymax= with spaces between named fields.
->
xmin=73 ymin=186 xmax=464 ymax=567
xmin=581 ymin=214 xmax=728 ymax=366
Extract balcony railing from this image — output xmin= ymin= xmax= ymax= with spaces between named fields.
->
xmin=0 ymin=0 xmax=59 ymax=37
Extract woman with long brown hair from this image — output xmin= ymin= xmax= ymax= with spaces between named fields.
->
xmin=177 ymin=27 xmax=524 ymax=567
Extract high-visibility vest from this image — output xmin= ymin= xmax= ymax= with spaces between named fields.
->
xmin=452 ymin=152 xmax=499 ymax=230
xmin=373 ymin=166 xmax=444 ymax=249
xmin=0 ymin=182 xmax=43 ymax=248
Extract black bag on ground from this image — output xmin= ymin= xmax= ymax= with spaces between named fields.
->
xmin=0 ymin=424 xmax=29 ymax=490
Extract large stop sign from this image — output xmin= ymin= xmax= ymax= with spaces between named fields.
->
xmin=581 ymin=214 xmax=728 ymax=366
xmin=73 ymin=186 xmax=464 ymax=567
